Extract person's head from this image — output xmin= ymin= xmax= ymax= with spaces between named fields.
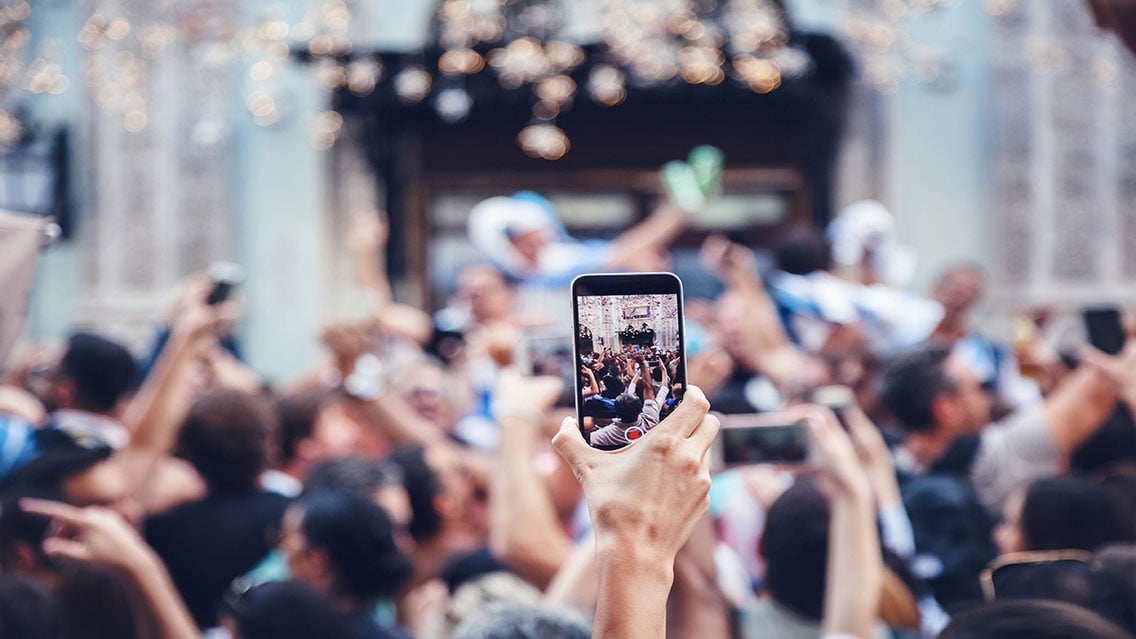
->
xmin=177 ymin=390 xmax=275 ymax=494
xmin=221 ymin=580 xmax=351 ymax=639
xmin=613 ymin=394 xmax=643 ymax=423
xmin=280 ymin=490 xmax=411 ymax=606
xmin=388 ymin=445 xmax=485 ymax=547
xmin=505 ymin=228 xmax=549 ymax=266
xmin=455 ymin=264 xmax=515 ymax=324
xmin=51 ymin=333 xmax=138 ymax=416
xmin=0 ymin=426 xmax=138 ymax=525
xmin=393 ymin=360 xmax=467 ymax=432
xmin=452 ymin=604 xmax=592 ymax=639
xmin=304 ymin=456 xmax=412 ymax=553
xmin=599 ymin=375 xmax=623 ymax=400
xmin=273 ymin=390 xmax=368 ymax=477
xmin=939 ymin=600 xmax=1134 ymax=639
xmin=774 ymin=226 xmax=832 ymax=275
xmin=759 ymin=479 xmax=831 ymax=620
xmin=880 ymin=347 xmax=991 ymax=436
xmin=1016 ymin=476 xmax=1132 ymax=553
xmin=932 ymin=263 xmax=986 ymax=319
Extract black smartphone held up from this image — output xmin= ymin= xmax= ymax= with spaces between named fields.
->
xmin=1084 ymin=307 xmax=1126 ymax=355
xmin=572 ymin=272 xmax=687 ymax=450
xmin=207 ymin=261 xmax=245 ymax=306
xmin=712 ymin=413 xmax=812 ymax=469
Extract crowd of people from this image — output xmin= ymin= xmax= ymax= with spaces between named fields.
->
xmin=1 ymin=167 xmax=1136 ymax=638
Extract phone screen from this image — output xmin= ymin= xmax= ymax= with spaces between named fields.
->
xmin=717 ymin=418 xmax=810 ymax=465
xmin=572 ymin=273 xmax=686 ymax=450
xmin=1084 ymin=307 xmax=1125 ymax=355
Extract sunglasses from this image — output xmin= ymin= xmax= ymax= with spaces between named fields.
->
xmin=980 ymin=550 xmax=1099 ymax=602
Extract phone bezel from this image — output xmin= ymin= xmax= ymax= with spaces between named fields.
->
xmin=571 ymin=272 xmax=687 ymax=449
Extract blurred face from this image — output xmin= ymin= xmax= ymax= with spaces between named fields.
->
xmin=995 ymin=489 xmax=1026 ymax=555
xmin=279 ymin=506 xmax=327 ymax=590
xmin=943 ymin=356 xmax=993 ymax=433
xmin=933 ymin=269 xmax=983 ymax=318
xmin=305 ymin=402 xmax=374 ymax=460
xmin=455 ymin=266 xmax=513 ymax=323
xmin=396 ymin=366 xmax=458 ymax=431
xmin=507 ymin=228 xmax=547 ymax=265
xmin=373 ymin=485 xmax=414 ymax=554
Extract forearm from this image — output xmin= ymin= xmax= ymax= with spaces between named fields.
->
xmin=125 ymin=551 xmax=199 ymax=639
xmin=544 ymin=534 xmax=598 ymax=615
xmin=594 ymin=540 xmax=675 ymax=639
xmin=605 ymin=204 xmax=690 ymax=270
xmin=489 ymin=416 xmax=573 ymax=588
xmin=120 ymin=331 xmax=202 ymax=490
xmin=822 ymin=483 xmax=881 ymax=639
xmin=667 ymin=515 xmax=730 ymax=639
xmin=353 ymin=392 xmax=445 ymax=447
xmin=1044 ymin=365 xmax=1118 ymax=455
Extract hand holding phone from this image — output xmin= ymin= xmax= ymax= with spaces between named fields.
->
xmin=207 ymin=261 xmax=245 ymax=306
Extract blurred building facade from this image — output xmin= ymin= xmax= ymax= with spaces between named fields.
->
xmin=16 ymin=0 xmax=1136 ymax=380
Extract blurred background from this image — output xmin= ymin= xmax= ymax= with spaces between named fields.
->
xmin=6 ymin=0 xmax=1135 ymax=381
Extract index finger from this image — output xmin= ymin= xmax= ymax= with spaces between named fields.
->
xmin=19 ymin=499 xmax=88 ymax=527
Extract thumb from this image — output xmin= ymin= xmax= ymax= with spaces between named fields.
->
xmin=551 ymin=417 xmax=594 ymax=480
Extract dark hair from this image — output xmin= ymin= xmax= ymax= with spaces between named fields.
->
xmin=303 ymin=456 xmax=403 ymax=499
xmin=1020 ymin=477 xmax=1133 ymax=552
xmin=388 ymin=446 xmax=443 ymax=542
xmin=453 ymin=604 xmax=592 ymax=639
xmin=774 ymin=226 xmax=832 ymax=275
xmin=600 ymin=375 xmax=624 ymax=400
xmin=273 ymin=390 xmax=331 ymax=466
xmin=613 ymin=394 xmax=643 ymax=423
xmin=57 ymin=332 xmax=138 ymax=413
xmin=297 ymin=490 xmax=412 ymax=601
xmin=0 ymin=487 xmax=64 ymax=571
xmin=760 ymin=479 xmax=831 ymax=621
xmin=223 ymin=580 xmax=351 ymax=639
xmin=880 ymin=347 xmax=956 ymax=432
xmin=987 ymin=560 xmax=1136 ymax=634
xmin=177 ymin=390 xmax=276 ymax=493
xmin=0 ymin=576 xmax=64 ymax=639
xmin=939 ymin=600 xmax=1135 ymax=639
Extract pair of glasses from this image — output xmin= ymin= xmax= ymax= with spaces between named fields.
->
xmin=979 ymin=550 xmax=1099 ymax=601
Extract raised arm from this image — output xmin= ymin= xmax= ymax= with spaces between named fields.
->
xmin=603 ymin=202 xmax=693 ymax=272
xmin=348 ymin=210 xmax=434 ymax=346
xmin=1042 ymin=345 xmax=1128 ymax=456
xmin=488 ymin=370 xmax=573 ymax=588
xmin=552 ymin=387 xmax=719 ymax=639
xmin=802 ymin=406 xmax=882 ymax=639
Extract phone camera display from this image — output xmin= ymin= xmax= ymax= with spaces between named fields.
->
xmin=576 ymin=292 xmax=685 ymax=450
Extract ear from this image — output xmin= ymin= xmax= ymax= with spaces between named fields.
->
xmin=929 ymin=393 xmax=959 ymax=431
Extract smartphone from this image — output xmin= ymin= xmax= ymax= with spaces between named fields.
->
xmin=516 ymin=331 xmax=577 ymax=408
xmin=572 ymin=273 xmax=687 ymax=450
xmin=712 ymin=412 xmax=811 ymax=469
xmin=207 ymin=261 xmax=245 ymax=306
xmin=811 ymin=385 xmax=854 ymax=430
xmin=1084 ymin=307 xmax=1126 ymax=355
